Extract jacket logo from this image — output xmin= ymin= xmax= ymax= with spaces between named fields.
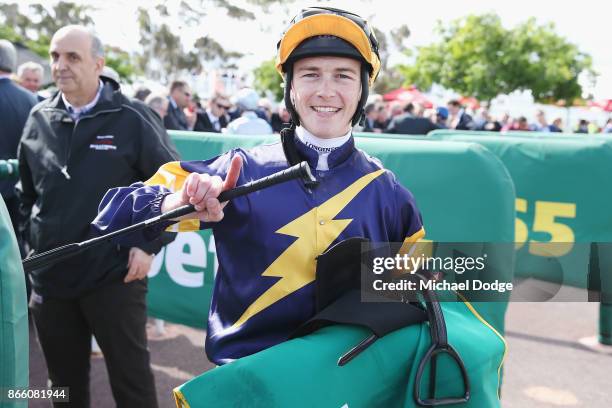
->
xmin=90 ymin=135 xmax=116 ymax=151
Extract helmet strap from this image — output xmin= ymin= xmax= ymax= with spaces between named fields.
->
xmin=284 ymin=68 xmax=301 ymax=127
xmin=351 ymin=66 xmax=370 ymax=127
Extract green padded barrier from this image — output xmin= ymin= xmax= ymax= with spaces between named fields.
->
xmin=0 ymin=197 xmax=28 ymax=408
xmin=427 ymin=130 xmax=612 ymax=343
xmin=428 ymin=129 xmax=611 ymax=139
xmin=428 ymin=132 xmax=612 ymax=288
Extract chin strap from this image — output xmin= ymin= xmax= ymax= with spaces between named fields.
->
xmin=280 ymin=125 xmax=318 ymax=189
xmin=284 ymin=68 xmax=300 ymax=127
xmin=280 ymin=125 xmax=300 ymax=166
xmin=352 ymin=66 xmax=370 ymax=127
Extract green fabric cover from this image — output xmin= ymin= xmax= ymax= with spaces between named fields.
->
xmin=0 ymin=196 xmax=28 ymax=408
xmin=174 ymin=300 xmax=506 ymax=408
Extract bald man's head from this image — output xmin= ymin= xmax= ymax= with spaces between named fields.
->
xmin=50 ymin=25 xmax=105 ymax=104
xmin=52 ymin=25 xmax=104 ymax=58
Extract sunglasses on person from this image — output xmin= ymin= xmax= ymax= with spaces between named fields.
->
xmin=216 ymin=102 xmax=231 ymax=110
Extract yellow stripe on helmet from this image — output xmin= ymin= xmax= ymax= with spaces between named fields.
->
xmin=275 ymin=14 xmax=381 ymax=86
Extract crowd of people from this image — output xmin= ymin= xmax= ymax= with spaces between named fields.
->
xmin=5 ymin=45 xmax=612 ymax=138
xmin=361 ymin=97 xmax=612 ymax=135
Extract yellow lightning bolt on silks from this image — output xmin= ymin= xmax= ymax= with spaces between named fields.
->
xmin=230 ymin=169 xmax=385 ymax=330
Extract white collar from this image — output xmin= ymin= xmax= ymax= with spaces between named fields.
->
xmin=295 ymin=126 xmax=351 ymax=151
xmin=62 ymin=80 xmax=103 ymax=119
xmin=295 ymin=126 xmax=351 ymax=171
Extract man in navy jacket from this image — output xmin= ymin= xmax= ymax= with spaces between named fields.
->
xmin=0 ymin=39 xmax=36 ymax=253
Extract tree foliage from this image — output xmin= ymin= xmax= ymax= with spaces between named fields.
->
xmin=252 ymin=58 xmax=283 ymax=101
xmin=371 ymin=24 xmax=410 ymax=95
xmin=398 ymin=13 xmax=595 ymax=103
xmin=135 ymin=0 xmax=293 ymax=81
xmin=0 ymin=2 xmax=136 ymax=82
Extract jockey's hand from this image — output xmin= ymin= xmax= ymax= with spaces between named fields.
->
xmin=161 ymin=155 xmax=242 ymax=223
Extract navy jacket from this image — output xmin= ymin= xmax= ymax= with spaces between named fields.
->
xmin=0 ymin=78 xmax=36 ymax=197
xmin=164 ymin=99 xmax=189 ymax=130
xmin=386 ymin=113 xmax=439 ymax=135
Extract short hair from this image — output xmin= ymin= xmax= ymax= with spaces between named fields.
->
xmin=17 ymin=61 xmax=44 ymax=78
xmin=133 ymin=87 xmax=151 ymax=101
xmin=447 ymin=99 xmax=462 ymax=108
xmin=211 ymin=91 xmax=229 ymax=103
xmin=365 ymin=102 xmax=377 ymax=115
xmin=170 ymin=80 xmax=188 ymax=93
xmin=403 ymin=102 xmax=415 ymax=113
xmin=145 ymin=93 xmax=167 ymax=110
xmin=0 ymin=39 xmax=17 ymax=73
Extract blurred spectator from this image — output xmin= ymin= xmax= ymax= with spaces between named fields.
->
xmin=386 ymin=102 xmax=439 ymax=135
xmin=388 ymin=101 xmax=404 ymax=118
xmin=193 ymin=92 xmax=230 ymax=133
xmin=270 ymin=101 xmax=291 ymax=133
xmin=226 ymin=88 xmax=272 ymax=135
xmin=531 ymin=110 xmax=552 ymax=132
xmin=164 ymin=80 xmax=192 ymax=130
xmin=145 ymin=93 xmax=169 ymax=120
xmin=435 ymin=107 xmax=449 ymax=128
xmin=476 ymin=109 xmax=502 ymax=132
xmin=361 ymin=102 xmax=379 ymax=132
xmin=256 ymin=98 xmax=274 ymax=123
xmin=17 ymin=61 xmax=45 ymax=101
xmin=374 ymin=104 xmax=390 ymax=130
xmin=473 ymin=108 xmax=487 ymax=129
xmin=604 ymin=118 xmax=612 ymax=133
xmin=447 ymin=99 xmax=474 ymax=130
xmin=0 ymin=39 xmax=36 ymax=259
xmin=413 ymin=102 xmax=425 ymax=118
xmin=550 ymin=117 xmax=563 ymax=133
xmin=500 ymin=112 xmax=511 ymax=129
xmin=513 ymin=116 xmax=530 ymax=131
xmin=576 ymin=119 xmax=589 ymax=133
xmin=133 ymin=86 xmax=151 ymax=102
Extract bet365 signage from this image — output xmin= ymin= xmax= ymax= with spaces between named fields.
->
xmin=148 ymin=231 xmax=218 ymax=287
